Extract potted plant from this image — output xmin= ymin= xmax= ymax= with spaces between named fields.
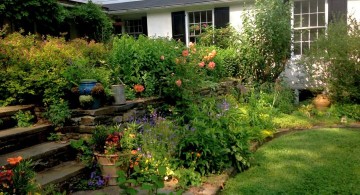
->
xmin=91 ymin=125 xmax=140 ymax=185
xmin=78 ymin=83 xmax=106 ymax=110
xmin=105 ymin=61 xmax=126 ymax=105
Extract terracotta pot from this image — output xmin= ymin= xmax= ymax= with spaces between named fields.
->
xmin=94 ymin=153 xmax=131 ymax=185
xmin=313 ymin=94 xmax=331 ymax=110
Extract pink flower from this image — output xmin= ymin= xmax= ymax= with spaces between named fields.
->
xmin=160 ymin=55 xmax=165 ymax=60
xmin=182 ymin=50 xmax=189 ymax=57
xmin=176 ymin=79 xmax=182 ymax=87
xmin=198 ymin=61 xmax=205 ymax=68
xmin=207 ymin=61 xmax=216 ymax=70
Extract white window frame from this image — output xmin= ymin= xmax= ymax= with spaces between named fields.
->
xmin=185 ymin=9 xmax=215 ymax=46
xmin=124 ymin=19 xmax=144 ymax=37
xmin=292 ymin=0 xmax=329 ymax=58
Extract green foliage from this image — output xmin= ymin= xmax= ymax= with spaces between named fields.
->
xmin=175 ymin=96 xmax=253 ymax=175
xmin=174 ymin=168 xmax=202 ymax=189
xmin=12 ymin=110 xmax=34 ymax=127
xmin=198 ymin=25 xmax=239 ymax=49
xmin=0 ymin=0 xmax=64 ymax=34
xmin=0 ymin=159 xmax=38 ymax=194
xmin=238 ymin=0 xmax=291 ymax=83
xmin=0 ymin=33 xmax=110 ymax=106
xmin=117 ymin=165 xmax=167 ymax=195
xmin=329 ymin=104 xmax=360 ymax=121
xmin=43 ymin=99 xmax=71 ymax=127
xmin=301 ymin=17 xmax=360 ymax=103
xmin=108 ymin=35 xmax=183 ymax=97
xmin=70 ymin=138 xmax=94 ymax=166
xmin=65 ymin=2 xmax=113 ymax=42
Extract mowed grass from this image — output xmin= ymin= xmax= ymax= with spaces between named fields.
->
xmin=222 ymin=128 xmax=360 ymax=194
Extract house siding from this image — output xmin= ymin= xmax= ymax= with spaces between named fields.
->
xmin=348 ymin=0 xmax=360 ymax=21
xmin=147 ymin=11 xmax=173 ymax=38
xmin=229 ymin=3 xmax=251 ymax=32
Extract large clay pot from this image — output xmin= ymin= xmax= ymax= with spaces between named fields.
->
xmin=313 ymin=94 xmax=331 ymax=110
xmin=94 ymin=153 xmax=130 ymax=185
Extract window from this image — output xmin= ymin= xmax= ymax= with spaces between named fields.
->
xmin=125 ymin=19 xmax=143 ymax=37
xmin=293 ymin=0 xmax=326 ymax=55
xmin=188 ymin=10 xmax=213 ymax=43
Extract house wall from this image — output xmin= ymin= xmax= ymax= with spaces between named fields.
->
xmin=348 ymin=0 xmax=360 ymax=21
xmin=229 ymin=3 xmax=252 ymax=32
xmin=147 ymin=11 xmax=173 ymax=38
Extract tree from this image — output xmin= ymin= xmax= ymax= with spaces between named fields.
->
xmin=65 ymin=1 xmax=113 ymax=42
xmin=238 ymin=0 xmax=291 ymax=83
xmin=0 ymin=0 xmax=64 ymax=33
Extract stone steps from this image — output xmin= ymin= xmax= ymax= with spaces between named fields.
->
xmin=0 ymin=105 xmax=35 ymax=130
xmin=36 ymin=160 xmax=86 ymax=187
xmin=0 ymin=124 xmax=53 ymax=154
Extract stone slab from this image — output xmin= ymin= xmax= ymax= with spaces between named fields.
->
xmin=0 ymin=124 xmax=52 ymax=139
xmin=0 ymin=105 xmax=34 ymax=117
xmin=36 ymin=160 xmax=86 ymax=186
xmin=0 ymin=141 xmax=71 ymax=166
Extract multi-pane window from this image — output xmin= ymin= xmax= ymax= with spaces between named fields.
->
xmin=293 ymin=0 xmax=326 ymax=55
xmin=125 ymin=19 xmax=143 ymax=38
xmin=188 ymin=10 xmax=212 ymax=43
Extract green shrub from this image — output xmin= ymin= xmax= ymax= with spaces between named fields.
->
xmin=12 ymin=110 xmax=34 ymax=127
xmin=43 ymin=99 xmax=71 ymax=127
xmin=301 ymin=17 xmax=360 ymax=103
xmin=237 ymin=0 xmax=291 ymax=83
xmin=198 ymin=25 xmax=239 ymax=49
xmin=329 ymin=104 xmax=360 ymax=121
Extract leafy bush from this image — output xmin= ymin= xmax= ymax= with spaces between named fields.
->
xmin=329 ymin=104 xmax=360 ymax=121
xmin=198 ymin=25 xmax=239 ymax=49
xmin=0 ymin=32 xmax=111 ymax=106
xmin=43 ymin=99 xmax=71 ymax=127
xmin=301 ymin=18 xmax=360 ymax=103
xmin=12 ymin=110 xmax=34 ymax=127
xmin=237 ymin=0 xmax=291 ymax=83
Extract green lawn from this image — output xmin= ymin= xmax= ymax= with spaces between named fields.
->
xmin=222 ymin=128 xmax=360 ymax=194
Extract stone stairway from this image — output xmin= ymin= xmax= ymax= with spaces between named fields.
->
xmin=0 ymin=105 xmax=86 ymax=191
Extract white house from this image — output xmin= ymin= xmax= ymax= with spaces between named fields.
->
xmin=102 ymin=0 xmax=360 ymax=90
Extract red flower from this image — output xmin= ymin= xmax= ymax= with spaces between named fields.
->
xmin=134 ymin=84 xmax=145 ymax=93
xmin=207 ymin=61 xmax=216 ymax=70
xmin=176 ymin=79 xmax=182 ymax=87
xmin=198 ymin=61 xmax=205 ymax=68
xmin=182 ymin=50 xmax=189 ymax=57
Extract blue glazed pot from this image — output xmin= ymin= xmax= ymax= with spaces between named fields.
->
xmin=79 ymin=79 xmax=97 ymax=95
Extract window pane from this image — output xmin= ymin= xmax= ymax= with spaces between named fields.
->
xmin=310 ymin=14 xmax=317 ymax=26
xmin=310 ymin=29 xmax=317 ymax=41
xmin=189 ymin=12 xmax=194 ymax=23
xmin=201 ymin=11 xmax=206 ymax=23
xmin=294 ymin=30 xmax=301 ymax=42
xmin=302 ymin=30 xmax=309 ymax=41
xmin=302 ymin=14 xmax=309 ymax=27
xmin=294 ymin=42 xmax=301 ymax=55
xmin=207 ymin=10 xmax=212 ymax=21
xmin=194 ymin=12 xmax=200 ymax=23
xmin=318 ymin=13 xmax=325 ymax=26
xmin=318 ymin=0 xmax=325 ymax=12
xmin=294 ymin=1 xmax=301 ymax=14
xmin=302 ymin=1 xmax=309 ymax=13
xmin=310 ymin=0 xmax=317 ymax=13
xmin=302 ymin=42 xmax=309 ymax=54
xmin=294 ymin=15 xmax=301 ymax=28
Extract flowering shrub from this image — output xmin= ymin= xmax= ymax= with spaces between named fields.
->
xmin=0 ymin=156 xmax=38 ymax=194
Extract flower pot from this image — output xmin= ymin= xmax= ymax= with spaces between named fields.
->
xmin=79 ymin=79 xmax=97 ymax=95
xmin=111 ymin=84 xmax=126 ymax=105
xmin=94 ymin=153 xmax=131 ymax=186
xmin=313 ymin=94 xmax=331 ymax=110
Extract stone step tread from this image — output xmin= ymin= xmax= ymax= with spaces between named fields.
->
xmin=0 ymin=105 xmax=34 ymax=117
xmin=0 ymin=124 xmax=52 ymax=139
xmin=36 ymin=161 xmax=86 ymax=186
xmin=0 ymin=141 xmax=70 ymax=166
